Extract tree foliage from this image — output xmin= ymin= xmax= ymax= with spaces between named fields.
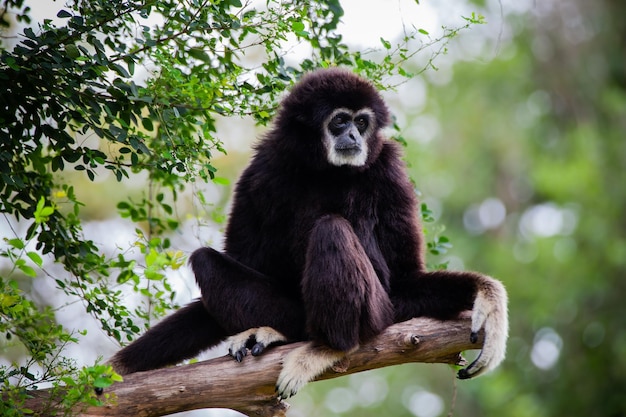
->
xmin=0 ymin=0 xmax=482 ymax=414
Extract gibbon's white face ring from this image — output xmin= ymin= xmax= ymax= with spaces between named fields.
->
xmin=323 ymin=107 xmax=375 ymax=167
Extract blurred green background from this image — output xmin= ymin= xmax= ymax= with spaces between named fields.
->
xmin=289 ymin=1 xmax=626 ymax=416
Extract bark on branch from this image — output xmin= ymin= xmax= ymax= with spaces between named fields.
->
xmin=26 ymin=316 xmax=481 ymax=417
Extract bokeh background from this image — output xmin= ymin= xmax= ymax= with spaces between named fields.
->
xmin=2 ymin=0 xmax=625 ymax=416
xmin=289 ymin=1 xmax=626 ymax=416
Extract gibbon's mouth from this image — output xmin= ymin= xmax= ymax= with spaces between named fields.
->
xmin=335 ymin=144 xmax=361 ymax=154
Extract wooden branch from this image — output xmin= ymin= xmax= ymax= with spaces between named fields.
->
xmin=25 ymin=316 xmax=481 ymax=417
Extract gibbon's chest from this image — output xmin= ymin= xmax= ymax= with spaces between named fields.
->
xmin=283 ymin=173 xmax=380 ymax=249
xmin=293 ymin=170 xmax=376 ymax=217
xmin=243 ymin=166 xmax=384 ymax=281
xmin=283 ymin=174 xmax=390 ymax=289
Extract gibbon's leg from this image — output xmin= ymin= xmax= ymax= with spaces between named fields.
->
xmin=391 ymin=270 xmax=508 ymax=379
xmin=276 ymin=215 xmax=394 ymax=399
xmin=190 ymin=247 xmax=306 ymax=350
xmin=109 ymin=300 xmax=227 ymax=374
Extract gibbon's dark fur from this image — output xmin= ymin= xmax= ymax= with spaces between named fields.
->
xmin=110 ymin=68 xmax=507 ymax=379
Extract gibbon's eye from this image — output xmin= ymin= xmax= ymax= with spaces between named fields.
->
xmin=330 ymin=113 xmax=351 ymax=129
xmin=354 ymin=115 xmax=369 ymax=132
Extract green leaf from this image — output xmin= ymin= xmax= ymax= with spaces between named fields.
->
xmin=93 ymin=377 xmax=114 ymax=388
xmin=141 ymin=117 xmax=154 ymax=131
xmin=5 ymin=56 xmax=20 ymax=70
xmin=23 ymin=27 xmax=37 ymax=39
xmin=34 ymin=197 xmax=55 ymax=224
xmin=0 ymin=294 xmax=20 ymax=308
xmin=65 ymin=44 xmax=80 ymax=59
xmin=291 ymin=21 xmax=305 ymax=32
xmin=212 ymin=177 xmax=230 ymax=185
xmin=188 ymin=48 xmax=212 ymax=63
xmin=40 ymin=207 xmax=54 ymax=217
xmin=18 ymin=263 xmax=37 ymax=277
xmin=111 ymin=63 xmax=130 ymax=77
xmin=144 ymin=269 xmax=163 ymax=281
xmin=27 ymin=251 xmax=43 ymax=267
xmin=7 ymin=238 xmax=25 ymax=249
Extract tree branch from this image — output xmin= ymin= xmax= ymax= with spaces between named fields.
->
xmin=26 ymin=316 xmax=481 ymax=417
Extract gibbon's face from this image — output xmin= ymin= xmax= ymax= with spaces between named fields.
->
xmin=323 ymin=107 xmax=376 ymax=167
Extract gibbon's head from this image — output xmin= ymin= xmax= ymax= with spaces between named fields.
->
xmin=273 ymin=68 xmax=391 ymax=170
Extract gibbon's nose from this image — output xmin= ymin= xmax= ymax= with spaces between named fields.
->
xmin=336 ymin=127 xmax=361 ymax=150
xmin=336 ymin=135 xmax=360 ymax=151
xmin=348 ymin=125 xmax=360 ymax=140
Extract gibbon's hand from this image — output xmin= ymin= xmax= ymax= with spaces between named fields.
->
xmin=458 ymin=277 xmax=509 ymax=379
xmin=226 ymin=327 xmax=287 ymax=362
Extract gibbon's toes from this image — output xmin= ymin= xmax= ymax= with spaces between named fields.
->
xmin=226 ymin=328 xmax=256 ymax=362
xmin=275 ymin=367 xmax=309 ymax=399
xmin=226 ymin=326 xmax=288 ymax=362
xmin=275 ymin=379 xmax=297 ymax=399
xmin=230 ymin=346 xmax=247 ymax=362
xmin=275 ymin=348 xmax=312 ymax=399
xmin=456 ymin=350 xmax=488 ymax=380
xmin=456 ymin=354 xmax=491 ymax=380
xmin=275 ymin=343 xmax=348 ymax=399
xmin=251 ymin=342 xmax=265 ymax=356
xmin=250 ymin=326 xmax=288 ymax=356
xmin=470 ymin=331 xmax=479 ymax=344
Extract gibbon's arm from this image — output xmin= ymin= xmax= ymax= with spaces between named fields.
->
xmin=372 ymin=143 xmax=509 ymax=380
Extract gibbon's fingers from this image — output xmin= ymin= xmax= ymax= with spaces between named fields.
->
xmin=458 ymin=277 xmax=509 ymax=379
xmin=226 ymin=328 xmax=254 ymax=362
xmin=250 ymin=326 xmax=288 ymax=356
xmin=226 ymin=327 xmax=287 ymax=362
xmin=276 ymin=343 xmax=347 ymax=399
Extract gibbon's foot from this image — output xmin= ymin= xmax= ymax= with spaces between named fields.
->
xmin=276 ymin=343 xmax=348 ymax=399
xmin=457 ymin=277 xmax=509 ymax=379
xmin=226 ymin=327 xmax=287 ymax=362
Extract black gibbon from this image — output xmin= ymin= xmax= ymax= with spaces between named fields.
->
xmin=110 ymin=68 xmax=508 ymax=398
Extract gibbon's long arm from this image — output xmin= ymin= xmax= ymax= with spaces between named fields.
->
xmin=371 ymin=142 xmax=509 ymax=380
